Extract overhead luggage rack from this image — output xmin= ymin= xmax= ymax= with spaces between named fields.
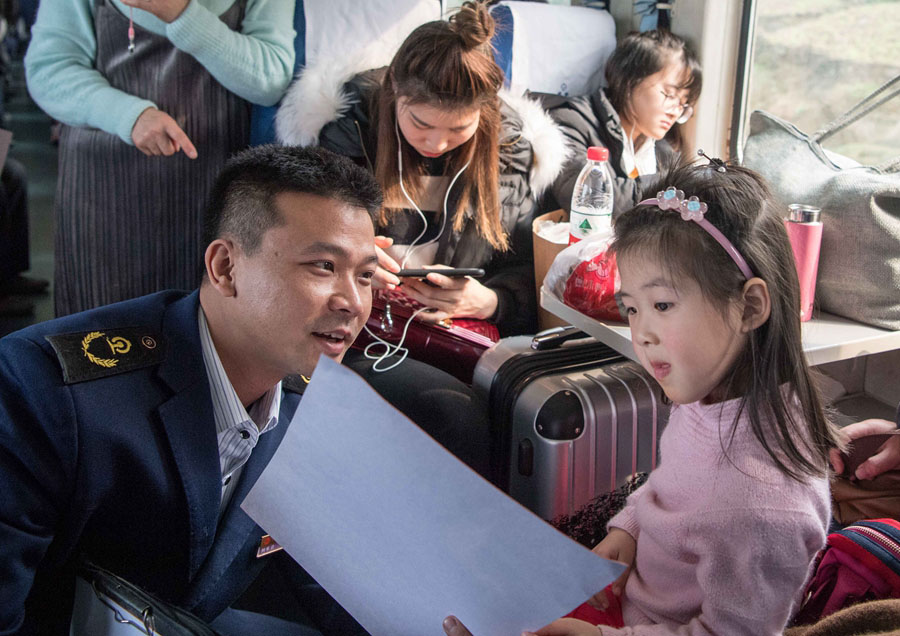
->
xmin=541 ymin=287 xmax=900 ymax=367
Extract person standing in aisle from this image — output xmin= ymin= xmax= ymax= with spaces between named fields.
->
xmin=25 ymin=0 xmax=295 ymax=316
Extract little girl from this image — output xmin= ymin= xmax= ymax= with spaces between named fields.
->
xmin=527 ymin=162 xmax=841 ymax=635
xmin=542 ymin=30 xmax=701 ymax=217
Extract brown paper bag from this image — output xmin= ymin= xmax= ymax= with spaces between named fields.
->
xmin=532 ymin=209 xmax=569 ymax=331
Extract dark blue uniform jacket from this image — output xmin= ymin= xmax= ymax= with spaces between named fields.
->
xmin=0 ymin=290 xmax=301 ymax=635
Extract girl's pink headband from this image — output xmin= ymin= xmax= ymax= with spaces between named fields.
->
xmin=638 ymin=186 xmax=756 ymax=280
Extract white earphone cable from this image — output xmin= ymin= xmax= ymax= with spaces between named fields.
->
xmin=362 ymin=305 xmax=431 ymax=372
xmin=624 ymin=123 xmax=638 ymax=176
xmin=394 ymin=119 xmax=470 ymax=268
xmin=364 ymin=119 xmax=470 ymax=374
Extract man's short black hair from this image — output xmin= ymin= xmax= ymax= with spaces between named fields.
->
xmin=202 ymin=145 xmax=383 ymax=256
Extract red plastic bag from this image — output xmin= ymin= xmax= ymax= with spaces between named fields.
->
xmin=544 ymin=231 xmax=622 ymax=323
xmin=563 ymin=248 xmax=621 ymax=322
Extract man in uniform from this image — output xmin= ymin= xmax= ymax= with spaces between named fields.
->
xmin=0 ymin=145 xmax=381 ymax=635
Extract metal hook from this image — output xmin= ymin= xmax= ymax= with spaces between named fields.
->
xmin=141 ymin=606 xmax=156 ymax=635
xmin=90 ymin=580 xmax=156 ymax=635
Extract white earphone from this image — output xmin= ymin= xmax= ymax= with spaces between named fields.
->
xmin=361 ymin=118 xmax=471 ymax=373
xmin=394 ymin=118 xmax=471 ymax=268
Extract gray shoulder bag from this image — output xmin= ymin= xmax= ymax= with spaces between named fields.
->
xmin=742 ymin=74 xmax=900 ymax=330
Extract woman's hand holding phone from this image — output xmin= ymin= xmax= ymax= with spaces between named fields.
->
xmin=402 ymin=265 xmax=498 ymax=323
xmin=373 ymin=236 xmax=401 ymax=290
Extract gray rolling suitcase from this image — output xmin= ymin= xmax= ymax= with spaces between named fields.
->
xmin=473 ymin=328 xmax=668 ymax=520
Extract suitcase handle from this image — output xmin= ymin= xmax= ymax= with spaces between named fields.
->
xmin=530 ymin=326 xmax=590 ymax=351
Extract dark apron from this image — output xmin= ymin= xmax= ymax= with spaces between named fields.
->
xmin=54 ymin=0 xmax=250 ymax=316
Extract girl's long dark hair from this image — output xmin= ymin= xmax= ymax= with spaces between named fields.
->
xmin=372 ymin=1 xmax=508 ymax=251
xmin=605 ymin=30 xmax=702 ymax=154
xmin=611 ymin=163 xmax=840 ymax=480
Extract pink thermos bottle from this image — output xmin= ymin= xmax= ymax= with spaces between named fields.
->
xmin=784 ymin=204 xmax=823 ymax=322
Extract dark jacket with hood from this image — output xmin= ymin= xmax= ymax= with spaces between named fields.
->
xmin=538 ymin=87 xmax=678 ymax=219
xmin=276 ymin=65 xmax=568 ymax=337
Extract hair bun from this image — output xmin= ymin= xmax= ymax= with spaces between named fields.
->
xmin=451 ymin=1 xmax=495 ymax=50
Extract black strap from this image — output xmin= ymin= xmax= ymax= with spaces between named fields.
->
xmin=814 ymin=74 xmax=900 ymax=143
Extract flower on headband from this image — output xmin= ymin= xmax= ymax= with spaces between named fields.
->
xmin=680 ymin=196 xmax=707 ymax=221
xmin=653 ymin=187 xmax=708 ymax=221
xmin=656 ymin=186 xmax=684 ymax=210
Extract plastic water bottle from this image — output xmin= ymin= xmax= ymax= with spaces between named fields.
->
xmin=569 ymin=146 xmax=613 ymax=244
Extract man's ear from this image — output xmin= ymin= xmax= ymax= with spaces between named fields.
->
xmin=204 ymin=238 xmax=239 ymax=297
xmin=740 ymin=277 xmax=771 ymax=332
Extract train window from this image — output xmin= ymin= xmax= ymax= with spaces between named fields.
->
xmin=742 ymin=0 xmax=900 ymax=165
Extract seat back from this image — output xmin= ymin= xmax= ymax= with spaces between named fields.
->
xmin=490 ymin=2 xmax=616 ymax=97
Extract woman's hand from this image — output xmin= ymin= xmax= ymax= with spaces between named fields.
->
xmin=830 ymin=418 xmax=900 ymax=480
xmin=120 ymin=0 xmax=189 ymax=23
xmin=587 ymin=529 xmax=635 ymax=610
xmin=442 ymin=615 xmax=600 ymax=636
xmin=131 ymin=107 xmax=197 ymax=158
xmin=373 ymin=236 xmax=401 ymax=290
xmin=401 ymin=266 xmax=498 ymax=323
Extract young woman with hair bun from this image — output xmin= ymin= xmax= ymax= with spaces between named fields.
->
xmin=277 ymin=0 xmax=567 ymax=337
xmin=276 ymin=1 xmax=568 ymax=480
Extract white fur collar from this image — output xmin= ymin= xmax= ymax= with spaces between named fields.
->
xmin=276 ymin=56 xmax=568 ymax=196
xmin=275 ymin=49 xmax=386 ymax=148
xmin=499 ymin=88 xmax=569 ymax=196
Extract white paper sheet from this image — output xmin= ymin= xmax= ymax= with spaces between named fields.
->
xmin=242 ymin=357 xmax=625 ymax=636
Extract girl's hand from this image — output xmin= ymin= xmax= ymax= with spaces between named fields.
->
xmin=587 ymin=529 xmax=636 ymax=610
xmin=120 ymin=0 xmax=189 ymax=23
xmin=373 ymin=236 xmax=401 ymax=290
xmin=443 ymin=615 xmax=600 ymax=636
xmin=401 ymin=266 xmax=498 ymax=323
xmin=830 ymin=418 xmax=900 ymax=480
xmin=526 ymin=617 xmax=602 ymax=635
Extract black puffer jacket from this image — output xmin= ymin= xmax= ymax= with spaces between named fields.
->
xmin=537 ymin=88 xmax=678 ymax=219
xmin=277 ymin=67 xmax=568 ymax=336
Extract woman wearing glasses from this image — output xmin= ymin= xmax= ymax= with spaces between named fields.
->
xmin=542 ymin=30 xmax=702 ymax=217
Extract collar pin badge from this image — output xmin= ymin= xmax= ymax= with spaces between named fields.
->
xmin=256 ymin=534 xmax=284 ymax=558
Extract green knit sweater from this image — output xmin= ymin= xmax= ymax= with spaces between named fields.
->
xmin=25 ymin=0 xmax=295 ymax=144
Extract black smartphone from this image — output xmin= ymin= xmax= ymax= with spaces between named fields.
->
xmin=395 ymin=268 xmax=485 ymax=278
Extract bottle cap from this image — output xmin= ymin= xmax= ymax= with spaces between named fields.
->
xmin=586 ymin=146 xmax=609 ymax=162
xmin=788 ymin=204 xmax=821 ymax=223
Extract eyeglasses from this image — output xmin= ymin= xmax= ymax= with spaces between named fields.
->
xmin=658 ymin=89 xmax=693 ymax=124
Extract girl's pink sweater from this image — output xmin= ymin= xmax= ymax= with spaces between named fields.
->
xmin=603 ymin=397 xmax=831 ymax=636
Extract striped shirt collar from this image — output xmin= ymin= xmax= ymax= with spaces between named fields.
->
xmin=198 ymin=307 xmax=281 ymax=446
